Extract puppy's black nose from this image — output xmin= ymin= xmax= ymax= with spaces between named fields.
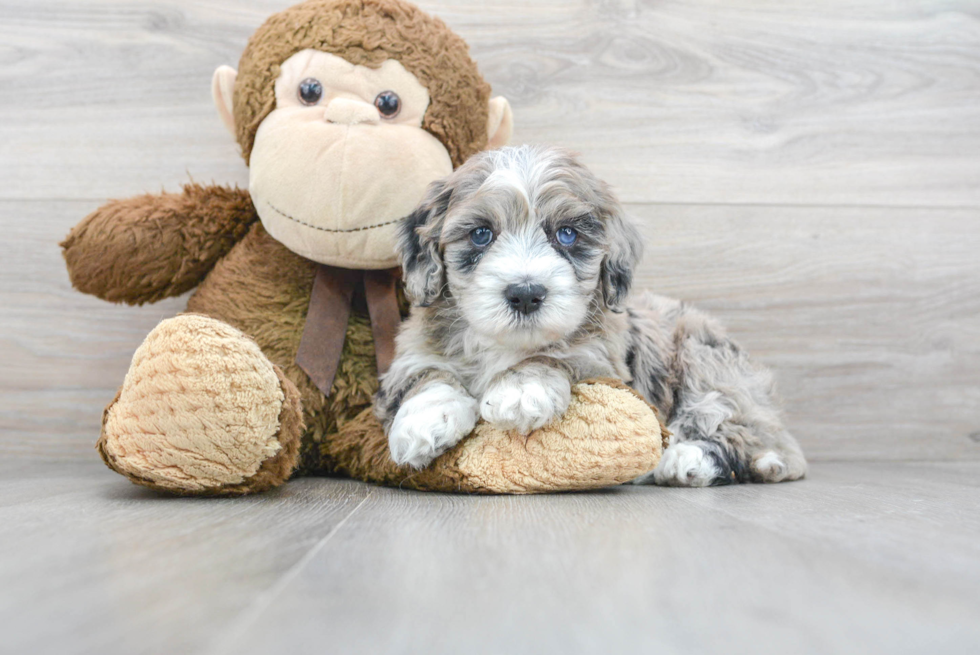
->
xmin=505 ymin=283 xmax=547 ymax=315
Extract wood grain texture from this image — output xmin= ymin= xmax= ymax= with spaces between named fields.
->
xmin=0 ymin=0 xmax=977 ymax=205
xmin=1 ymin=0 xmax=979 ymax=462
xmin=632 ymin=203 xmax=980 ymax=461
xmin=207 ymin=463 xmax=980 ymax=655
xmin=3 ymin=200 xmax=979 ymax=461
xmin=2 ymin=461 xmax=978 ymax=655
xmin=3 ymin=4 xmax=979 ymax=654
xmin=0 ymin=460 xmax=375 ymax=655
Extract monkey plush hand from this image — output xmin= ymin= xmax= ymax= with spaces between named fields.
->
xmin=62 ymin=0 xmax=663 ymax=495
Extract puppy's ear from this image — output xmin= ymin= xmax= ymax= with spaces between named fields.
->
xmin=398 ymin=180 xmax=452 ymax=306
xmin=600 ymin=204 xmax=644 ymax=312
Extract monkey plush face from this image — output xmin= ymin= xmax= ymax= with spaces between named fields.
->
xmin=210 ymin=0 xmax=512 ymax=270
xmin=247 ymin=50 xmax=454 ymax=268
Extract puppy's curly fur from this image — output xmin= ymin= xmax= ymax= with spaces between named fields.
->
xmin=375 ymin=145 xmax=806 ymax=485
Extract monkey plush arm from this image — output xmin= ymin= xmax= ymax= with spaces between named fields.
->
xmin=61 ymin=183 xmax=258 ymax=305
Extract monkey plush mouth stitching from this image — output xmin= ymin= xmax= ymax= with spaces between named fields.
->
xmin=266 ymin=201 xmax=404 ymax=233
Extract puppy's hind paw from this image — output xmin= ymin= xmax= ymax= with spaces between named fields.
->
xmin=388 ymin=383 xmax=479 ymax=469
xmin=640 ymin=441 xmax=721 ymax=487
xmin=750 ymin=449 xmax=807 ymax=483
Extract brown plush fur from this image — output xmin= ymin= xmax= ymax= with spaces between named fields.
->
xmin=61 ymin=185 xmax=257 ymax=305
xmin=234 ymin=0 xmax=491 ymax=167
xmin=185 ymin=221 xmax=384 ymax=475
xmin=97 ymin=365 xmax=305 ymax=496
xmin=325 ymin=379 xmax=668 ymax=494
xmin=64 ymin=0 xmax=662 ymax=496
xmin=75 ymin=199 xmax=666 ymax=495
xmin=222 ymin=366 xmax=306 ymax=495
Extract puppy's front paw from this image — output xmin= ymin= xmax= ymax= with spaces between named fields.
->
xmin=480 ymin=368 xmax=571 ymax=435
xmin=388 ymin=383 xmax=479 ymax=469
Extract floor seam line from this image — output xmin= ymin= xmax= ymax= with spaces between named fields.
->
xmin=207 ymin=487 xmax=376 ymax=655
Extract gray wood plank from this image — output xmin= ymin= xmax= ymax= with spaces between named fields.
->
xmin=2 ymin=2 xmax=979 ymax=653
xmin=0 ymin=0 xmax=977 ymax=206
xmin=212 ymin=462 xmax=980 ymax=655
xmin=631 ymin=203 xmax=980 ymax=461
xmin=672 ymin=461 xmax=980 ymax=589
xmin=3 ymin=462 xmax=977 ymax=655
xmin=0 ymin=200 xmax=187 ymax=459
xmin=0 ymin=460 xmax=375 ymax=655
xmin=3 ymin=200 xmax=978 ymax=461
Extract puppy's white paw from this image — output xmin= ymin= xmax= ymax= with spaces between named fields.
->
xmin=480 ymin=368 xmax=571 ymax=435
xmin=750 ymin=449 xmax=806 ymax=483
xmin=646 ymin=442 xmax=720 ymax=487
xmin=388 ymin=383 xmax=479 ymax=469
xmin=751 ymin=451 xmax=786 ymax=481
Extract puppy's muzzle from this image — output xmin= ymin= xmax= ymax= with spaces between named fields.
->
xmin=505 ymin=283 xmax=547 ymax=315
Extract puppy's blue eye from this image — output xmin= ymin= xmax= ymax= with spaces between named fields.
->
xmin=471 ymin=226 xmax=494 ymax=247
xmin=556 ymin=227 xmax=577 ymax=246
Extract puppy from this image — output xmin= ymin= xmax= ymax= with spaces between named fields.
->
xmin=374 ymin=145 xmax=806 ymax=486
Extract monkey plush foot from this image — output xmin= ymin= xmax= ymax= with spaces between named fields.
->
xmin=326 ymin=379 xmax=667 ymax=494
xmin=97 ymin=314 xmax=304 ymax=495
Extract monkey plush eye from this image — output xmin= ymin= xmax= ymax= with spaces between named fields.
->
xmin=556 ymin=226 xmax=578 ymax=246
xmin=298 ymin=78 xmax=323 ymax=105
xmin=470 ymin=226 xmax=493 ymax=247
xmin=374 ymin=91 xmax=401 ymax=118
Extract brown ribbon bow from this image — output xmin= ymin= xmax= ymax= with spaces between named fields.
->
xmin=296 ymin=264 xmax=402 ymax=397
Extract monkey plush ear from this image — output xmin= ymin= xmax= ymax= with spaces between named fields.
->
xmin=487 ymin=97 xmax=513 ymax=149
xmin=398 ymin=181 xmax=453 ymax=306
xmin=601 ymin=209 xmax=644 ymax=312
xmin=211 ymin=65 xmax=238 ymax=137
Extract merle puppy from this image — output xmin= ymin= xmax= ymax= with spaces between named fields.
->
xmin=374 ymin=145 xmax=806 ymax=486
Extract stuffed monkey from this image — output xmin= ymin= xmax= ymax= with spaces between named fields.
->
xmin=61 ymin=0 xmax=664 ymax=495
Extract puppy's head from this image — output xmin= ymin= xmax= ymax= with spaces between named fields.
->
xmin=398 ymin=145 xmax=643 ymax=347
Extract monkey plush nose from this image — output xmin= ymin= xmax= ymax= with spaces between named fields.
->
xmin=324 ymin=98 xmax=380 ymax=125
xmin=504 ymin=283 xmax=547 ymax=315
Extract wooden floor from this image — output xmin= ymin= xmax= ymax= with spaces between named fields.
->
xmin=1 ymin=1 xmax=979 ymax=653
xmin=1 ymin=460 xmax=978 ymax=654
